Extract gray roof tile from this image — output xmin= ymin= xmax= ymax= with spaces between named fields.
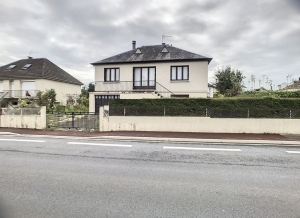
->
xmin=91 ymin=44 xmax=212 ymax=65
xmin=0 ymin=58 xmax=83 ymax=85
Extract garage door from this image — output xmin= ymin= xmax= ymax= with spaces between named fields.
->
xmin=21 ymin=81 xmax=35 ymax=97
xmin=95 ymin=95 xmax=120 ymax=114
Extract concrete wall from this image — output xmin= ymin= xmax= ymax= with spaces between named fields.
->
xmin=99 ymin=108 xmax=300 ymax=134
xmin=0 ymin=106 xmax=46 ymax=129
xmin=94 ymin=61 xmax=209 ymax=96
xmin=35 ymin=79 xmax=81 ymax=105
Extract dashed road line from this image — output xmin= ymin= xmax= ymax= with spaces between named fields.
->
xmin=286 ymin=151 xmax=300 ymax=154
xmin=67 ymin=142 xmax=132 ymax=148
xmin=163 ymin=146 xmax=242 ymax=152
xmin=0 ymin=139 xmax=45 ymax=143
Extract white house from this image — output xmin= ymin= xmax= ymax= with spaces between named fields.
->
xmin=89 ymin=41 xmax=212 ymax=113
xmin=0 ymin=57 xmax=83 ymax=107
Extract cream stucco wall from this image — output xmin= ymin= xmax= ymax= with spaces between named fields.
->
xmin=0 ymin=106 xmax=46 ymax=129
xmin=99 ymin=107 xmax=300 ymax=134
xmin=35 ymin=79 xmax=81 ymax=105
xmin=94 ymin=61 xmax=209 ymax=97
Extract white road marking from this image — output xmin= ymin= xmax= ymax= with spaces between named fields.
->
xmin=286 ymin=151 xmax=300 ymax=154
xmin=67 ymin=142 xmax=132 ymax=148
xmin=0 ymin=139 xmax=45 ymax=143
xmin=163 ymin=146 xmax=241 ymax=152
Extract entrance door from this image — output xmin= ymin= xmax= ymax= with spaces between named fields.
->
xmin=133 ymin=67 xmax=156 ymax=89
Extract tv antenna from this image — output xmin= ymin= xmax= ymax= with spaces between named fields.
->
xmin=28 ymin=50 xmax=39 ymax=58
xmin=162 ymin=33 xmax=172 ymax=43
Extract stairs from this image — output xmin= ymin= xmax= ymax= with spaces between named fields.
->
xmin=152 ymin=91 xmax=163 ymax=98
xmin=0 ymin=92 xmax=9 ymax=107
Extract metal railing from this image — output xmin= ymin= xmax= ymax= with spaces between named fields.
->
xmin=109 ymin=106 xmax=300 ymax=119
xmin=94 ymin=81 xmax=174 ymax=98
xmin=0 ymin=91 xmax=9 ymax=101
xmin=2 ymin=107 xmax=41 ymax=115
xmin=2 ymin=90 xmax=40 ymax=98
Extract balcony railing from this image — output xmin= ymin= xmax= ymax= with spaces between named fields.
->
xmin=2 ymin=90 xmax=40 ymax=98
xmin=95 ymin=81 xmax=174 ymax=98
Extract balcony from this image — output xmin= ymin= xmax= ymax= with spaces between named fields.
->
xmin=95 ymin=81 xmax=174 ymax=98
xmin=1 ymin=90 xmax=40 ymax=98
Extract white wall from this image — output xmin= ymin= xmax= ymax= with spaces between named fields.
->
xmin=35 ymin=79 xmax=81 ymax=105
xmin=0 ymin=106 xmax=46 ymax=129
xmin=100 ymin=107 xmax=300 ymax=134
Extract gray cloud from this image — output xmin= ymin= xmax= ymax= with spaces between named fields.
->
xmin=0 ymin=0 xmax=299 ymax=89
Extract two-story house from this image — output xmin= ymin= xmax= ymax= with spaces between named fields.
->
xmin=0 ymin=57 xmax=83 ymax=107
xmin=90 ymin=41 xmax=212 ymax=113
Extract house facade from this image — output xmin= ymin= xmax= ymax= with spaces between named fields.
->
xmin=90 ymin=41 xmax=212 ymax=113
xmin=0 ymin=57 xmax=83 ymax=107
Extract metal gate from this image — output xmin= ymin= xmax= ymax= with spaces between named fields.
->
xmin=46 ymin=112 xmax=99 ymax=130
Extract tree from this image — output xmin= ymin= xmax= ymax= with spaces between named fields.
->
xmin=80 ymin=83 xmax=95 ymax=99
xmin=214 ymin=66 xmax=245 ymax=96
xmin=36 ymin=89 xmax=57 ymax=109
xmin=78 ymin=83 xmax=95 ymax=105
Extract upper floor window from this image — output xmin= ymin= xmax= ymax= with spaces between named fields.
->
xmin=104 ymin=68 xmax=120 ymax=82
xmin=171 ymin=66 xmax=189 ymax=81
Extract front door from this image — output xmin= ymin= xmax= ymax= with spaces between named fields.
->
xmin=133 ymin=67 xmax=156 ymax=89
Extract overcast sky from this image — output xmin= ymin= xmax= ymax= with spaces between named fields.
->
xmin=0 ymin=0 xmax=299 ymax=90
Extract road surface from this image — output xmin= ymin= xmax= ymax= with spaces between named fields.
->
xmin=0 ymin=136 xmax=299 ymax=218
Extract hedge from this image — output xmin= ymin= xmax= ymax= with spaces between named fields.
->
xmin=109 ymin=97 xmax=300 ymax=110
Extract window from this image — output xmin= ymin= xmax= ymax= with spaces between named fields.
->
xmin=22 ymin=64 xmax=32 ymax=70
xmin=133 ymin=67 xmax=156 ymax=88
xmin=171 ymin=94 xmax=189 ymax=98
xmin=104 ymin=68 xmax=120 ymax=82
xmin=6 ymin=65 xmax=16 ymax=70
xmin=171 ymin=66 xmax=189 ymax=81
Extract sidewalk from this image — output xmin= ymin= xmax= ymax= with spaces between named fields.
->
xmin=1 ymin=127 xmax=300 ymax=145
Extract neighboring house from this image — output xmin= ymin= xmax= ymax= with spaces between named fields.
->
xmin=278 ymin=78 xmax=300 ymax=91
xmin=207 ymin=83 xmax=216 ymax=98
xmin=0 ymin=57 xmax=83 ymax=107
xmin=90 ymin=41 xmax=212 ymax=113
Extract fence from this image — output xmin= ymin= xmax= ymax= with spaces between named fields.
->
xmin=109 ymin=106 xmax=300 ymax=119
xmin=46 ymin=112 xmax=99 ymax=130
xmin=2 ymin=107 xmax=41 ymax=115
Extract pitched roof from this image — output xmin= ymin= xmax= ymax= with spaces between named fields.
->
xmin=0 ymin=58 xmax=83 ymax=85
xmin=91 ymin=44 xmax=212 ymax=65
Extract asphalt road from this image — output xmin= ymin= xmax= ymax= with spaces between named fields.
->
xmin=0 ymin=136 xmax=300 ymax=218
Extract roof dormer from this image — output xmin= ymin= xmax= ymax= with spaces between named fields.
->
xmin=135 ymin=48 xmax=142 ymax=54
xmin=161 ymin=47 xmax=169 ymax=53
